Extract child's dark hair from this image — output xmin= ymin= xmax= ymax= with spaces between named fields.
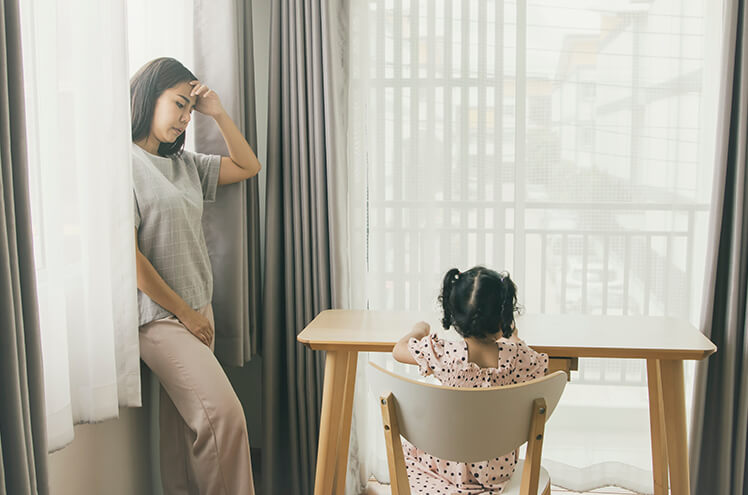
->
xmin=130 ymin=57 xmax=197 ymax=157
xmin=439 ymin=266 xmax=519 ymax=339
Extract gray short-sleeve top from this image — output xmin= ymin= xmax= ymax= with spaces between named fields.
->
xmin=132 ymin=142 xmax=221 ymax=326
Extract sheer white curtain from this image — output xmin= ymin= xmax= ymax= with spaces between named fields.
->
xmin=127 ymin=0 xmax=195 ymax=125
xmin=19 ymin=0 xmax=140 ymax=452
xmin=345 ymin=0 xmax=724 ymax=493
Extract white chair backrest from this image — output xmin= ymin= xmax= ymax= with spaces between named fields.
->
xmin=368 ymin=362 xmax=567 ymax=462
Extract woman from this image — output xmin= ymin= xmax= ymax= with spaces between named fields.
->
xmin=130 ymin=57 xmax=260 ymax=494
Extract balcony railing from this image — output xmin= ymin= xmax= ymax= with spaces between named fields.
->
xmin=363 ymin=199 xmax=709 ymax=386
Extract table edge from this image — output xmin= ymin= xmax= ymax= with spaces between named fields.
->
xmin=297 ymin=338 xmax=716 ymax=360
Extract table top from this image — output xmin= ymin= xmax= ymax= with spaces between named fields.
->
xmin=297 ymin=310 xmax=717 ymax=360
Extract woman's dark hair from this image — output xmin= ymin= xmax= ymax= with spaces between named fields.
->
xmin=130 ymin=57 xmax=197 ymax=157
xmin=439 ymin=266 xmax=519 ymax=339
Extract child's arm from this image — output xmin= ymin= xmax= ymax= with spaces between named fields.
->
xmin=392 ymin=321 xmax=431 ymax=364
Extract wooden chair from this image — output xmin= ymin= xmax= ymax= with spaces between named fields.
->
xmin=368 ymin=362 xmax=567 ymax=495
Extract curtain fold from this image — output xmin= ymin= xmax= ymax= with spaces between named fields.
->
xmin=261 ymin=0 xmax=347 ymax=492
xmin=0 ymin=0 xmax=49 ymax=492
xmin=690 ymin=1 xmax=748 ymax=493
xmin=19 ymin=0 xmax=139 ymax=452
xmin=193 ymin=0 xmax=262 ymax=366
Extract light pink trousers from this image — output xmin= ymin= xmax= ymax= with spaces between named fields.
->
xmin=139 ymin=305 xmax=255 ymax=495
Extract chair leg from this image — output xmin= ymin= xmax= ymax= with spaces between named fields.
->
xmin=542 ymin=482 xmax=551 ymax=495
xmin=521 ymin=398 xmax=547 ymax=495
xmin=380 ymin=393 xmax=411 ymax=495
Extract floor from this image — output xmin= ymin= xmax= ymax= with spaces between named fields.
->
xmin=252 ymin=456 xmax=639 ymax=495
xmin=365 ymin=480 xmax=637 ymax=494
xmin=552 ymin=488 xmax=636 ymax=494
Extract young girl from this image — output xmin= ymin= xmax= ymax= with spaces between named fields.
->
xmin=130 ymin=58 xmax=260 ymax=494
xmin=393 ymin=266 xmax=549 ymax=494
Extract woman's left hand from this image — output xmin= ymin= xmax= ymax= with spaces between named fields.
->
xmin=190 ymin=80 xmax=225 ymax=117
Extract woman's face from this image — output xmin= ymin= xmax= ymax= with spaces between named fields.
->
xmin=149 ymin=80 xmax=196 ymax=144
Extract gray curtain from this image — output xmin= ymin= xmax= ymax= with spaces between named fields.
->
xmin=0 ymin=0 xmax=49 ymax=493
xmin=194 ymin=0 xmax=262 ymax=366
xmin=261 ymin=0 xmax=347 ymax=493
xmin=689 ymin=1 xmax=748 ymax=494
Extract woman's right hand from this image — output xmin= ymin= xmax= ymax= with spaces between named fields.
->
xmin=177 ymin=307 xmax=214 ymax=346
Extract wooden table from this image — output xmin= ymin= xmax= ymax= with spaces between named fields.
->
xmin=297 ymin=310 xmax=716 ymax=495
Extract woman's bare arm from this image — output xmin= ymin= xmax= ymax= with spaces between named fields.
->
xmin=188 ymin=81 xmax=261 ymax=185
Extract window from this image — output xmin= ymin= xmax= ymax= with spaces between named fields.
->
xmin=347 ymin=0 xmax=722 ymax=491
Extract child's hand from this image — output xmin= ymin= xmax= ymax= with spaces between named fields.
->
xmin=411 ymin=321 xmax=430 ymax=339
xmin=393 ymin=322 xmax=430 ymax=365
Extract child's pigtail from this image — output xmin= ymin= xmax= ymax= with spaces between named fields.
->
xmin=499 ymin=273 xmax=518 ymax=338
xmin=439 ymin=268 xmax=461 ymax=329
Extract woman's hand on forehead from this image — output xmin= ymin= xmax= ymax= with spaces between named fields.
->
xmin=190 ymin=80 xmax=225 ymax=118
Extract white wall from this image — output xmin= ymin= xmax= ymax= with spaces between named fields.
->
xmin=47 ymin=368 xmax=153 ymax=495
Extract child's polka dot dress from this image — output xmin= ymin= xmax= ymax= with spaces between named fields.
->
xmin=404 ymin=334 xmax=549 ymax=494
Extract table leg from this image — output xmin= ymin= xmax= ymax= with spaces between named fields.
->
xmin=334 ymin=352 xmax=359 ymax=494
xmin=646 ymin=359 xmax=669 ymax=495
xmin=314 ymin=350 xmax=348 ymax=495
xmin=660 ymin=359 xmax=690 ymax=495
